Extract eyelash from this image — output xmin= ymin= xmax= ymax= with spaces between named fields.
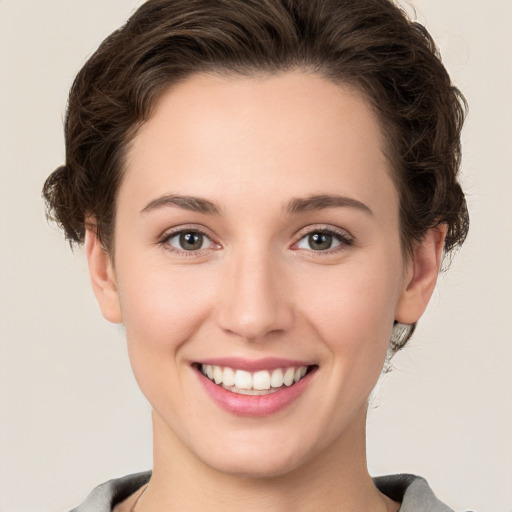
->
xmin=158 ymin=225 xmax=353 ymax=256
xmin=158 ymin=226 xmax=219 ymax=256
xmin=292 ymin=227 xmax=354 ymax=254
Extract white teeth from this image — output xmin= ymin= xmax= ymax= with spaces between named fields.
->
xmin=200 ymin=363 xmax=310 ymax=393
xmin=253 ymin=370 xmax=271 ymax=390
xmin=270 ymin=368 xmax=284 ymax=388
xmin=283 ymin=367 xmax=295 ymax=386
xmin=230 ymin=386 xmax=279 ymax=396
xmin=234 ymin=369 xmax=252 ymax=390
xmin=223 ymin=367 xmax=235 ymax=387
xmin=213 ymin=366 xmax=223 ymax=385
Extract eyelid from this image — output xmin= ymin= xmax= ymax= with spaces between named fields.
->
xmin=156 ymin=223 xmax=353 ymax=255
xmin=158 ymin=224 xmax=221 ymax=255
xmin=291 ymin=225 xmax=354 ymax=252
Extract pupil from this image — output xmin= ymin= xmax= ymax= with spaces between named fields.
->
xmin=180 ymin=232 xmax=203 ymax=250
xmin=309 ymin=232 xmax=332 ymax=250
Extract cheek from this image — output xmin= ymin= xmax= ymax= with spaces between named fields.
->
xmin=115 ymin=259 xmax=223 ymax=412
xmin=296 ymin=254 xmax=403 ymax=360
xmin=116 ymin=259 xmax=219 ymax=353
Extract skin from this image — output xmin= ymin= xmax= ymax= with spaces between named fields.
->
xmin=87 ymin=71 xmax=445 ymax=511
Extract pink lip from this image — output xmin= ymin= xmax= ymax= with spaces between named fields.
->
xmin=195 ymin=365 xmax=316 ymax=417
xmin=196 ymin=357 xmax=313 ymax=372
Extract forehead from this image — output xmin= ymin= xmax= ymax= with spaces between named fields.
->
xmin=122 ymin=71 xmax=397 ymax=218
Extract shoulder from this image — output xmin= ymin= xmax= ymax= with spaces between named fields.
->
xmin=69 ymin=471 xmax=151 ymax=512
xmin=373 ymin=474 xmax=458 ymax=512
xmin=71 ymin=471 xmax=468 ymax=512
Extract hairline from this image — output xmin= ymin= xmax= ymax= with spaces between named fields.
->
xmin=105 ymin=67 xmax=409 ymax=257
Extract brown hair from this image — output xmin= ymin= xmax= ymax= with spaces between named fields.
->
xmin=43 ymin=0 xmax=469 ymax=351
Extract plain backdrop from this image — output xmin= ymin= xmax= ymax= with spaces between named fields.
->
xmin=1 ymin=1 xmax=511 ymax=511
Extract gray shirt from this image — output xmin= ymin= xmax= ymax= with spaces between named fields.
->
xmin=70 ymin=471 xmax=455 ymax=511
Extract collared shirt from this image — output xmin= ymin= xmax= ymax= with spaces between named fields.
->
xmin=70 ymin=471 xmax=456 ymax=511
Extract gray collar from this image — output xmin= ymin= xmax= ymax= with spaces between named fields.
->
xmin=71 ymin=471 xmax=455 ymax=512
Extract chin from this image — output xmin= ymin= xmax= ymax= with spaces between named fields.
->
xmin=205 ymin=451 xmax=307 ymax=480
xmin=191 ymin=428 xmax=318 ymax=480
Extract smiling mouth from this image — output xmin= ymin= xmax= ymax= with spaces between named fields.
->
xmin=194 ymin=363 xmax=317 ymax=396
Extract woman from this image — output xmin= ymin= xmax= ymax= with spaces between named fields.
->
xmin=43 ymin=0 xmax=469 ymax=510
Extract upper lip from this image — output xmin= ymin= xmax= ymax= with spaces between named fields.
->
xmin=194 ymin=357 xmax=315 ymax=372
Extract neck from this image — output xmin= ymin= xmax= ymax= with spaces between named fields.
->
xmin=136 ymin=405 xmax=396 ymax=512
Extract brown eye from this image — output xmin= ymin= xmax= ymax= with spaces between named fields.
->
xmin=296 ymin=230 xmax=345 ymax=251
xmin=180 ymin=232 xmax=204 ymax=250
xmin=166 ymin=231 xmax=212 ymax=251
xmin=308 ymin=233 xmax=333 ymax=250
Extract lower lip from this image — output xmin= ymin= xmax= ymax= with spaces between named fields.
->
xmin=196 ymin=368 xmax=315 ymax=417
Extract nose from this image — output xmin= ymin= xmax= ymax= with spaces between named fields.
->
xmin=215 ymin=248 xmax=294 ymax=342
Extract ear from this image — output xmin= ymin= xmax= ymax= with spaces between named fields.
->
xmin=395 ymin=224 xmax=447 ymax=325
xmin=85 ymin=226 xmax=123 ymax=324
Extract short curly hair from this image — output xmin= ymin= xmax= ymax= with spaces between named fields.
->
xmin=43 ymin=0 xmax=468 ymax=352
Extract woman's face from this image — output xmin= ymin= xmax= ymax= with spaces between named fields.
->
xmin=91 ymin=72 xmax=426 ymax=477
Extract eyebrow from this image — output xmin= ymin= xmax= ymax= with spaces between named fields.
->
xmin=140 ymin=193 xmax=372 ymax=217
xmin=286 ymin=194 xmax=373 ymax=215
xmin=141 ymin=194 xmax=221 ymax=215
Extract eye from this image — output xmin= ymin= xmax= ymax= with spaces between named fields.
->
xmin=164 ymin=230 xmax=216 ymax=252
xmin=295 ymin=229 xmax=352 ymax=252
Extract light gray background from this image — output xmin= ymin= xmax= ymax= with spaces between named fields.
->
xmin=1 ymin=1 xmax=511 ymax=511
